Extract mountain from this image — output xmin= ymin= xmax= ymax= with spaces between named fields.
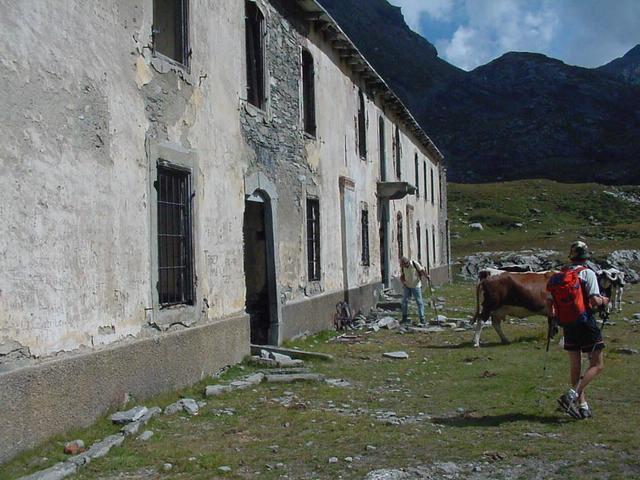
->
xmin=597 ymin=44 xmax=640 ymax=86
xmin=319 ymin=0 xmax=640 ymax=185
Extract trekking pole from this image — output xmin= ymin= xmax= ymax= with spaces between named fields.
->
xmin=542 ymin=316 xmax=557 ymax=375
xmin=426 ymin=276 xmax=440 ymax=322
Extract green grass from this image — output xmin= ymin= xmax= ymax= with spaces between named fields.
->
xmin=448 ymin=180 xmax=640 ymax=257
xmin=3 ymin=281 xmax=639 ymax=479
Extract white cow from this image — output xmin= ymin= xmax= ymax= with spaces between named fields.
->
xmin=597 ymin=268 xmax=625 ymax=313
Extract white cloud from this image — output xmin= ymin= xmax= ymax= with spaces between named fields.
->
xmin=436 ymin=0 xmax=560 ymax=70
xmin=388 ymin=0 xmax=454 ymax=31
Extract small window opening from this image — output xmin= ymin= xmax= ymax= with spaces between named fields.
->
xmin=153 ymin=0 xmax=189 ymax=66
xmin=245 ymin=1 xmax=265 ymax=109
xmin=417 ymin=221 xmax=422 ymax=263
xmin=394 ymin=125 xmax=401 ymax=179
xmin=430 ymin=168 xmax=435 ymax=206
xmin=423 ymin=161 xmax=427 ymax=203
xmin=357 ymin=90 xmax=367 ymax=159
xmin=414 ymin=153 xmax=419 ymax=198
xmin=156 ymin=165 xmax=194 ymax=306
xmin=432 ymin=225 xmax=437 ymax=264
xmin=396 ymin=213 xmax=403 ymax=259
xmin=302 ymin=49 xmax=316 ymax=136
xmin=378 ymin=117 xmax=386 ymax=181
xmin=307 ymin=199 xmax=321 ymax=281
xmin=361 ymin=209 xmax=370 ymax=266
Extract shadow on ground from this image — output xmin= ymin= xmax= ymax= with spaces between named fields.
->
xmin=432 ymin=412 xmax=566 ymax=427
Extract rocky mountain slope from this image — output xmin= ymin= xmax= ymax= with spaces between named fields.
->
xmin=319 ymin=0 xmax=640 ymax=184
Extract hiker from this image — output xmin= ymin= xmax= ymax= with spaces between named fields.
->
xmin=547 ymin=241 xmax=609 ymax=419
xmin=400 ymin=256 xmax=429 ymax=326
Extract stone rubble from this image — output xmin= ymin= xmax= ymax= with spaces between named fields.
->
xmin=109 ymin=406 xmax=148 ymax=425
xmin=137 ymin=430 xmax=153 ymax=442
xmin=164 ymin=398 xmax=199 ymax=416
xmin=383 ymin=351 xmax=409 ymax=360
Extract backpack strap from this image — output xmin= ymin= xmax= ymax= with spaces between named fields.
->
xmin=412 ymin=261 xmax=422 ymax=277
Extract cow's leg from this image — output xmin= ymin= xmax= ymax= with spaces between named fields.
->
xmin=492 ymin=315 xmax=509 ymax=344
xmin=616 ymin=286 xmax=623 ymax=312
xmin=473 ymin=320 xmax=483 ymax=348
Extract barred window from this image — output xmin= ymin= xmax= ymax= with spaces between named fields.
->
xmin=432 ymin=225 xmax=437 ymax=264
xmin=156 ymin=166 xmax=194 ymax=306
xmin=245 ymin=1 xmax=265 ymax=108
xmin=153 ymin=0 xmax=190 ymax=66
xmin=431 ymin=168 xmax=435 ymax=206
xmin=307 ymin=199 xmax=321 ymax=281
xmin=361 ymin=209 xmax=370 ymax=266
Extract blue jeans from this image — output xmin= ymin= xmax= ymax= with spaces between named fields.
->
xmin=402 ymin=286 xmax=425 ymax=324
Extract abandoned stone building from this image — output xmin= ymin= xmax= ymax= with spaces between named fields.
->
xmin=0 ymin=0 xmax=449 ymax=462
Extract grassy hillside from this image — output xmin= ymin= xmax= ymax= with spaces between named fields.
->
xmin=448 ymin=180 xmax=640 ymax=259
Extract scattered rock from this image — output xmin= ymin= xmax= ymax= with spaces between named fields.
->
xmin=344 ymin=456 xmax=353 ymax=462
xmin=205 ymin=385 xmax=233 ymax=397
xmin=164 ymin=398 xmax=199 ymax=416
xmin=377 ymin=316 xmax=400 ymax=329
xmin=383 ymin=351 xmax=409 ymax=360
xmin=328 ymin=457 xmax=339 ymax=464
xmin=18 ymin=461 xmax=77 ymax=480
xmin=110 ymin=406 xmax=148 ymax=425
xmin=163 ymin=463 xmax=173 ymax=471
xmin=218 ymin=466 xmax=232 ymax=473
xmin=612 ymin=347 xmax=638 ymax=355
xmin=325 ymin=378 xmax=351 ymax=388
xmin=469 ymin=223 xmax=484 ymax=230
xmin=364 ymin=469 xmax=413 ymax=480
xmin=63 ymin=440 xmax=85 ymax=456
xmin=265 ymin=373 xmax=325 ymax=383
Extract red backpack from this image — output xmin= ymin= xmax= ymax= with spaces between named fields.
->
xmin=547 ymin=266 xmax=587 ymax=324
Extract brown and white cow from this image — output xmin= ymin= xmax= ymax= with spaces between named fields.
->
xmin=472 ymin=271 xmax=556 ymax=347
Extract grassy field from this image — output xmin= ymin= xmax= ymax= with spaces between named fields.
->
xmin=3 ymin=281 xmax=639 ymax=480
xmin=448 ymin=180 xmax=640 ymax=258
xmin=2 ymin=180 xmax=639 ymax=479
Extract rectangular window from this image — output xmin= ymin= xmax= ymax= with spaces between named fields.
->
xmin=423 ymin=161 xmax=427 ymax=203
xmin=153 ymin=0 xmax=189 ymax=66
xmin=432 ymin=226 xmax=437 ymax=264
xmin=301 ymin=49 xmax=316 ymax=136
xmin=307 ymin=199 xmax=321 ymax=281
xmin=430 ymin=168 xmax=435 ymax=206
xmin=378 ymin=117 xmax=386 ymax=181
xmin=414 ymin=154 xmax=419 ymax=198
xmin=425 ymin=227 xmax=430 ymax=272
xmin=245 ymin=1 xmax=265 ymax=109
xmin=394 ymin=125 xmax=401 ymax=179
xmin=361 ymin=209 xmax=370 ymax=266
xmin=417 ymin=222 xmax=422 ymax=263
xmin=156 ymin=166 xmax=194 ymax=306
xmin=397 ymin=214 xmax=403 ymax=259
xmin=358 ymin=90 xmax=367 ymax=159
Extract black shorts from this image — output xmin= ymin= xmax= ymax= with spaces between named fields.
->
xmin=562 ymin=314 xmax=605 ymax=353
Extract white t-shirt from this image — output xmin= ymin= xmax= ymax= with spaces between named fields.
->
xmin=402 ymin=260 xmax=424 ymax=289
xmin=570 ymin=264 xmax=600 ymax=297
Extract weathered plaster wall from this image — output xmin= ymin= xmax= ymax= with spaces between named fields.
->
xmin=0 ymin=0 xmax=250 ymax=359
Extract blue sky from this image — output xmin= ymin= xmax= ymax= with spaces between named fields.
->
xmin=388 ymin=0 xmax=640 ymax=71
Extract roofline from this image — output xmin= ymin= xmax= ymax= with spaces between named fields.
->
xmin=294 ymin=0 xmax=445 ymax=163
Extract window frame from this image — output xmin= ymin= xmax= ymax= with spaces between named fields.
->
xmin=301 ymin=48 xmax=316 ymax=137
xmin=245 ymin=0 xmax=266 ymax=110
xmin=394 ymin=125 xmax=401 ymax=180
xmin=152 ymin=0 xmax=190 ymax=68
xmin=396 ymin=212 xmax=403 ymax=259
xmin=357 ymin=90 xmax=367 ymax=160
xmin=361 ymin=208 xmax=370 ymax=266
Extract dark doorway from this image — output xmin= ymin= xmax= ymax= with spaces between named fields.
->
xmin=244 ymin=197 xmax=271 ymax=344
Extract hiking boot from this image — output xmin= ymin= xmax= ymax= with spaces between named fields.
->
xmin=579 ymin=406 xmax=593 ymax=419
xmin=557 ymin=390 xmax=581 ymax=419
